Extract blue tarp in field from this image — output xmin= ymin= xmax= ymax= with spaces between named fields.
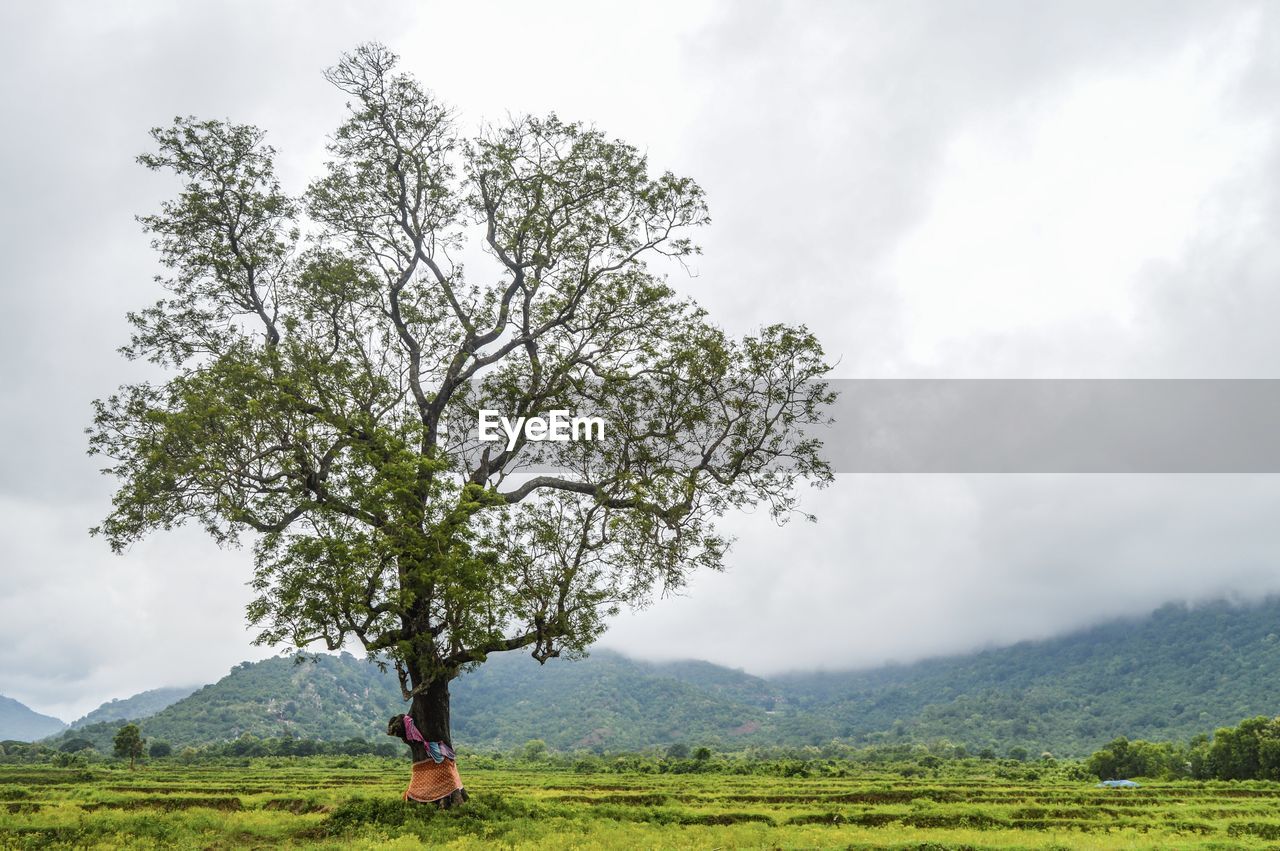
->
xmin=1097 ymin=779 xmax=1140 ymax=788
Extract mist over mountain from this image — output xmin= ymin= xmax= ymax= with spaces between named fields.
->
xmin=0 ymin=695 xmax=64 ymax=741
xmin=775 ymin=597 xmax=1280 ymax=753
xmin=68 ymin=686 xmax=198 ymax=730
xmin=36 ymin=597 xmax=1280 ymax=757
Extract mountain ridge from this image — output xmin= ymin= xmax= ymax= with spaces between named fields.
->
xmin=31 ymin=596 xmax=1280 ymax=756
xmin=69 ymin=686 xmax=199 ymax=730
xmin=0 ymin=694 xmax=65 ymax=741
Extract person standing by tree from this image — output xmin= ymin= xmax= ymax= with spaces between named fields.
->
xmin=90 ymin=44 xmax=835 ymax=805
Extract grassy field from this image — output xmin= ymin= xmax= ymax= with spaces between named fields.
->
xmin=5 ymin=759 xmax=1280 ymax=849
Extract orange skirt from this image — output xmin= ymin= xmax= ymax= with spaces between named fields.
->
xmin=403 ymin=758 xmax=464 ymax=803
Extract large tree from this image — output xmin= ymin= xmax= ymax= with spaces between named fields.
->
xmin=90 ymin=44 xmax=833 ymax=793
xmin=113 ymin=724 xmax=145 ymax=770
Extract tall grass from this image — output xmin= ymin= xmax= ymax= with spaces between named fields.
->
xmin=3 ymin=757 xmax=1279 ymax=848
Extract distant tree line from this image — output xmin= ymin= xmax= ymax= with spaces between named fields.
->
xmin=1087 ymin=716 xmax=1280 ymax=781
xmin=0 ymin=731 xmax=401 ymax=765
xmin=16 ymin=712 xmax=1280 ymax=783
xmin=4 ymin=731 xmax=1083 ymax=783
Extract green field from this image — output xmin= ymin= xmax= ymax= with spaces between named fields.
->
xmin=5 ymin=759 xmax=1280 ymax=849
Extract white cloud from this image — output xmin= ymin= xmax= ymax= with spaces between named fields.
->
xmin=886 ymin=12 xmax=1274 ymax=375
xmin=0 ymin=496 xmax=272 ymax=720
xmin=4 ymin=1 xmax=1280 ymax=717
xmin=603 ymin=474 xmax=1280 ymax=674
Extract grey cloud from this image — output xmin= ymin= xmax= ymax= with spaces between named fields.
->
xmin=0 ymin=1 xmax=404 ymax=505
xmin=603 ymin=473 xmax=1280 ymax=674
xmin=676 ymin=0 xmax=1252 ymax=368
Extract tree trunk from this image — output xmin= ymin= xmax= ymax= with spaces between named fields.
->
xmin=399 ymin=671 xmax=468 ymax=808
xmin=410 ymin=676 xmax=452 ymax=748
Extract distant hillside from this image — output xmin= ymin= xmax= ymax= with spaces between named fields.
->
xmin=38 ymin=597 xmax=1280 ymax=758
xmin=776 ymin=598 xmax=1280 ymax=755
xmin=45 ymin=650 xmax=777 ymax=754
xmin=70 ymin=686 xmax=198 ymax=730
xmin=453 ymin=651 xmax=777 ymax=749
xmin=47 ymin=654 xmax=398 ymax=753
xmin=642 ymin=658 xmax=782 ymax=711
xmin=0 ymin=695 xmax=65 ymax=741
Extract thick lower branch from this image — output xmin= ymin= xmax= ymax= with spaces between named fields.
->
xmin=499 ymin=476 xmax=635 ymax=508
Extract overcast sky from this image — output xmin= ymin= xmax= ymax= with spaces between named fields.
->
xmin=3 ymin=1 xmax=1280 ymax=721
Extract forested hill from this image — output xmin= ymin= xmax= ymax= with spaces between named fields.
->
xmin=45 ymin=650 xmax=781 ymax=754
xmin=775 ymin=598 xmax=1280 ymax=755
xmin=37 ymin=597 xmax=1280 ymax=757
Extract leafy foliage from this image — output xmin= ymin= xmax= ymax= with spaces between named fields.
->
xmin=89 ymin=43 xmax=834 ymax=727
xmin=1092 ymin=716 xmax=1280 ymax=782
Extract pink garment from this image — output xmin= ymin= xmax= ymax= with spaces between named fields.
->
xmin=402 ymin=715 xmax=427 ymax=744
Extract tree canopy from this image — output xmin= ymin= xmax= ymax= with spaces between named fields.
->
xmin=89 ymin=43 xmax=833 ymax=718
xmin=113 ymin=723 xmax=145 ymax=769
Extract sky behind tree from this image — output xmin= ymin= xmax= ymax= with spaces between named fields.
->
xmin=3 ymin=0 xmax=1280 ymax=720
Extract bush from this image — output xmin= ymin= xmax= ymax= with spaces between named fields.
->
xmin=520 ymin=739 xmax=548 ymax=761
xmin=52 ymin=751 xmax=88 ymax=768
xmin=323 ymin=793 xmax=540 ymax=838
